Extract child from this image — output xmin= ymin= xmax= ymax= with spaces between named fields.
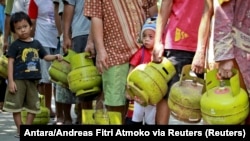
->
xmin=125 ymin=17 xmax=157 ymax=125
xmin=2 ymin=11 xmax=62 ymax=138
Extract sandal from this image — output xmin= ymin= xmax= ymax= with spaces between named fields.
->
xmin=56 ymin=121 xmax=64 ymax=125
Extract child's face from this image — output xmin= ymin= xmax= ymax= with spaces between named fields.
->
xmin=142 ymin=29 xmax=155 ymax=49
xmin=14 ymin=19 xmax=32 ymax=40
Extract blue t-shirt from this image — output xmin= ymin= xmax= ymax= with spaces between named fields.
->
xmin=0 ymin=4 xmax=5 ymax=33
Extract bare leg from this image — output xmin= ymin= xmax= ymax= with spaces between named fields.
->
xmin=56 ymin=102 xmax=64 ymax=124
xmin=63 ymin=103 xmax=72 ymax=125
xmin=79 ymin=100 xmax=93 ymax=124
xmin=155 ymin=99 xmax=170 ymax=125
xmin=13 ymin=112 xmax=22 ymax=135
xmin=38 ymin=83 xmax=55 ymax=117
xmin=26 ymin=112 xmax=36 ymax=125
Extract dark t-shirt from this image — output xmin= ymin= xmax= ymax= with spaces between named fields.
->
xmin=7 ymin=39 xmax=48 ymax=80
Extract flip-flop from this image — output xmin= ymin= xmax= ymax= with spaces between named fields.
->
xmin=56 ymin=121 xmax=64 ymax=125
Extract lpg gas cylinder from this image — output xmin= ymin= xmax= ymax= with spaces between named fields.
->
xmin=200 ymin=69 xmax=249 ymax=125
xmin=168 ymin=65 xmax=205 ymax=123
xmin=67 ymin=52 xmax=102 ymax=97
xmin=127 ymin=57 xmax=176 ymax=106
xmin=0 ymin=55 xmax=8 ymax=79
xmin=21 ymin=94 xmax=50 ymax=125
xmin=48 ymin=49 xmax=76 ymax=88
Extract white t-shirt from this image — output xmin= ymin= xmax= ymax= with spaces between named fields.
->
xmin=11 ymin=0 xmax=30 ymax=14
xmin=29 ymin=0 xmax=58 ymax=49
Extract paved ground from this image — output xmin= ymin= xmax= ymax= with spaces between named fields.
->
xmin=0 ymin=98 xmax=203 ymax=140
xmin=0 ymin=97 xmax=78 ymax=140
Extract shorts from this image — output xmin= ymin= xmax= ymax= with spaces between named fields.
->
xmin=72 ymin=35 xmax=88 ymax=53
xmin=102 ymin=63 xmax=129 ymax=106
xmin=40 ymin=47 xmax=57 ymax=83
xmin=163 ymin=49 xmax=203 ymax=99
xmin=3 ymin=80 xmax=40 ymax=114
xmin=132 ymin=101 xmax=156 ymax=125
xmin=55 ymin=85 xmax=76 ymax=104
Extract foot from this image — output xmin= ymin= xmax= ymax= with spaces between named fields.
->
xmin=50 ymin=110 xmax=56 ymax=118
xmin=14 ymin=134 xmax=20 ymax=138
xmin=56 ymin=121 xmax=64 ymax=125
xmin=56 ymin=118 xmax=64 ymax=125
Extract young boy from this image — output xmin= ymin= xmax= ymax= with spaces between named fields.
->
xmin=125 ymin=17 xmax=157 ymax=125
xmin=3 ymin=11 xmax=62 ymax=138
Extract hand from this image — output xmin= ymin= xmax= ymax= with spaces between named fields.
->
xmin=84 ymin=41 xmax=96 ymax=59
xmin=191 ymin=51 xmax=205 ymax=74
xmin=125 ymin=92 xmax=132 ymax=100
xmin=2 ymin=40 xmax=9 ymax=55
xmin=63 ymin=36 xmax=72 ymax=54
xmin=217 ymin=59 xmax=234 ymax=79
xmin=95 ymin=49 xmax=108 ymax=74
xmin=55 ymin=54 xmax=63 ymax=61
xmin=152 ymin=42 xmax=164 ymax=63
xmin=125 ymin=84 xmax=132 ymax=100
xmin=8 ymin=81 xmax=17 ymax=94
xmin=134 ymin=96 xmax=144 ymax=105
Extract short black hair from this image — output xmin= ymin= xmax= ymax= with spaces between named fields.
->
xmin=10 ymin=11 xmax=32 ymax=33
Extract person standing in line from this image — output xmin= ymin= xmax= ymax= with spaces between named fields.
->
xmin=62 ymin=0 xmax=97 ymax=124
xmin=53 ymin=0 xmax=76 ymax=125
xmin=125 ymin=17 xmax=157 ymax=125
xmin=2 ymin=0 xmax=13 ymax=54
xmin=3 ymin=11 xmax=62 ymax=138
xmin=52 ymin=0 xmax=63 ymax=125
xmin=152 ymin=0 xmax=205 ymax=125
xmin=28 ymin=0 xmax=58 ymax=118
xmin=213 ymin=0 xmax=250 ymax=124
xmin=84 ymin=0 xmax=157 ymax=124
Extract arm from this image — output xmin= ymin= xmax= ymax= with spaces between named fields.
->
xmin=214 ymin=0 xmax=234 ymax=78
xmin=191 ymin=0 xmax=213 ymax=74
xmin=91 ymin=17 xmax=108 ymax=74
xmin=152 ymin=0 xmax=172 ymax=63
xmin=148 ymin=5 xmax=158 ymax=17
xmin=2 ymin=0 xmax=13 ymax=53
xmin=2 ymin=13 xmax=10 ymax=53
xmin=54 ymin=1 xmax=62 ymax=37
xmin=62 ymin=1 xmax=74 ymax=53
xmin=7 ymin=58 xmax=17 ymax=93
xmin=43 ymin=54 xmax=62 ymax=61
xmin=84 ymin=24 xmax=95 ymax=58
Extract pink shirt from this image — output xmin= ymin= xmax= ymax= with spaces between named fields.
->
xmin=163 ymin=0 xmax=204 ymax=52
xmin=213 ymin=0 xmax=250 ymax=94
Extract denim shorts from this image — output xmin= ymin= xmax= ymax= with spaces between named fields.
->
xmin=72 ymin=35 xmax=88 ymax=53
xmin=163 ymin=49 xmax=203 ymax=99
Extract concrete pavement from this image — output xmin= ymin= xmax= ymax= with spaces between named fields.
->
xmin=0 ymin=99 xmax=203 ymax=140
xmin=0 ymin=111 xmax=18 ymax=141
